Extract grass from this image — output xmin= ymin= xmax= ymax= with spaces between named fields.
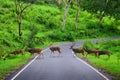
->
xmin=78 ymin=54 xmax=120 ymax=80
xmin=0 ymin=54 xmax=31 ymax=80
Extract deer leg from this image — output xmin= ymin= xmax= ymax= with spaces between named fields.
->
xmin=96 ymin=52 xmax=98 ymax=58
xmin=38 ymin=52 xmax=43 ymax=59
xmin=86 ymin=53 xmax=88 ymax=57
xmin=108 ymin=54 xmax=110 ymax=59
xmin=50 ymin=51 xmax=53 ymax=57
xmin=22 ymin=53 xmax=25 ymax=57
xmin=58 ymin=50 xmax=62 ymax=57
xmin=59 ymin=52 xmax=62 ymax=57
xmin=82 ymin=52 xmax=84 ymax=56
xmin=94 ymin=53 xmax=97 ymax=58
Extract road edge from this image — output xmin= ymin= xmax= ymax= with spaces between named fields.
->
xmin=10 ymin=48 xmax=49 ymax=80
xmin=72 ymin=51 xmax=110 ymax=80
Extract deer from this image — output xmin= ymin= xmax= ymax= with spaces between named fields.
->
xmin=70 ymin=44 xmax=85 ymax=56
xmin=49 ymin=45 xmax=62 ymax=57
xmin=96 ymin=49 xmax=110 ymax=58
xmin=9 ymin=49 xmax=24 ymax=55
xmin=25 ymin=48 xmax=43 ymax=58
xmin=84 ymin=48 xmax=98 ymax=57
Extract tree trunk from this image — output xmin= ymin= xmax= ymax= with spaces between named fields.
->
xmin=18 ymin=13 xmax=22 ymax=37
xmin=62 ymin=0 xmax=71 ymax=30
xmin=62 ymin=5 xmax=70 ymax=30
xmin=98 ymin=0 xmax=109 ymax=24
xmin=62 ymin=0 xmax=67 ymax=6
xmin=98 ymin=11 xmax=104 ymax=24
xmin=14 ymin=0 xmax=31 ymax=37
xmin=75 ymin=1 xmax=80 ymax=29
xmin=18 ymin=22 xmax=22 ymax=37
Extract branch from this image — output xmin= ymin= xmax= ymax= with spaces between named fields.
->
xmin=21 ymin=4 xmax=31 ymax=14
xmin=62 ymin=0 xmax=67 ymax=7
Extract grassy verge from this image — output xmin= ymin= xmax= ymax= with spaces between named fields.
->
xmin=0 ymin=54 xmax=31 ymax=80
xmin=85 ymin=55 xmax=120 ymax=80
xmin=78 ymin=51 xmax=120 ymax=80
xmin=77 ymin=40 xmax=120 ymax=80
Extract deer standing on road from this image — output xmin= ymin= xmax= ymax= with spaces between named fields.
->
xmin=70 ymin=45 xmax=85 ymax=56
xmin=49 ymin=45 xmax=62 ymax=57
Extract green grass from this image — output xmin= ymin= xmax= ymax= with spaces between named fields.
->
xmin=0 ymin=54 xmax=31 ymax=80
xmin=83 ymin=55 xmax=120 ymax=80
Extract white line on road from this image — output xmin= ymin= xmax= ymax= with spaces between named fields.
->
xmin=72 ymin=51 xmax=109 ymax=80
xmin=11 ymin=48 xmax=48 ymax=80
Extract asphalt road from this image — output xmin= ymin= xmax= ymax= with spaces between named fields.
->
xmin=5 ymin=41 xmax=112 ymax=80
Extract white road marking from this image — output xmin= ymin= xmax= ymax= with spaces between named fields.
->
xmin=72 ymin=51 xmax=109 ymax=80
xmin=11 ymin=48 xmax=48 ymax=80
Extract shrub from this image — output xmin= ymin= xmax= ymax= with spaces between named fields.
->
xmin=48 ymin=30 xmax=74 ymax=41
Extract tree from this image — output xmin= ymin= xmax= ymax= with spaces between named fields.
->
xmin=75 ymin=0 xmax=80 ymax=29
xmin=80 ymin=0 xmax=107 ymax=23
xmin=14 ymin=0 xmax=30 ymax=37
xmin=105 ymin=0 xmax=120 ymax=20
xmin=80 ymin=0 xmax=120 ymax=23
xmin=62 ymin=0 xmax=72 ymax=30
xmin=14 ymin=0 xmax=34 ymax=37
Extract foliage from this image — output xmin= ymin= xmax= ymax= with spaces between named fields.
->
xmin=0 ymin=54 xmax=31 ymax=80
xmin=48 ymin=29 xmax=75 ymax=41
xmin=25 ymin=25 xmax=45 ymax=48
xmin=80 ymin=0 xmax=120 ymax=20
xmin=0 ymin=0 xmax=119 ymax=53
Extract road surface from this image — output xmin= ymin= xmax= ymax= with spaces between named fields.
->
xmin=5 ymin=41 xmax=113 ymax=80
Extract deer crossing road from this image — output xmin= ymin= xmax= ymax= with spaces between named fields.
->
xmin=6 ymin=41 xmax=114 ymax=80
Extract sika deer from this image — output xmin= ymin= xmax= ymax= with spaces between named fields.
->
xmin=25 ymin=48 xmax=43 ymax=57
xmin=97 ymin=49 xmax=110 ymax=58
xmin=84 ymin=48 xmax=98 ymax=57
xmin=70 ymin=45 xmax=85 ymax=56
xmin=9 ymin=50 xmax=24 ymax=55
xmin=49 ymin=45 xmax=62 ymax=56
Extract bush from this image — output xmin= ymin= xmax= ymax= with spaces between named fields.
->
xmin=48 ymin=30 xmax=74 ymax=41
xmin=24 ymin=25 xmax=45 ymax=48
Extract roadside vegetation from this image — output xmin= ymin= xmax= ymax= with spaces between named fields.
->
xmin=0 ymin=54 xmax=30 ymax=80
xmin=78 ymin=40 xmax=120 ymax=80
xmin=0 ymin=0 xmax=120 ymax=80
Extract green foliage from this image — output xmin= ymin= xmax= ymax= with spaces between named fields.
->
xmin=24 ymin=25 xmax=44 ymax=48
xmin=83 ymin=41 xmax=99 ymax=49
xmin=0 ymin=54 xmax=31 ymax=80
xmin=80 ymin=0 xmax=120 ymax=20
xmin=48 ymin=30 xmax=74 ymax=41
xmin=0 ymin=0 xmax=119 ymax=54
